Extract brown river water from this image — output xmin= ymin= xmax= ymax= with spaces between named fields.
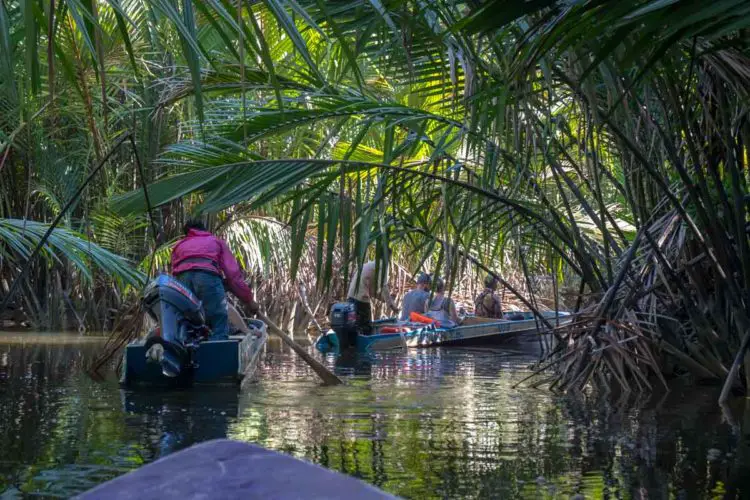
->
xmin=0 ymin=333 xmax=748 ymax=499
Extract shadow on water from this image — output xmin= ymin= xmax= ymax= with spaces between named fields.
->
xmin=0 ymin=333 xmax=749 ymax=498
xmin=121 ymin=387 xmax=239 ymax=456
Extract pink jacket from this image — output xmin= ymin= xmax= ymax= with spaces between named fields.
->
xmin=171 ymin=229 xmax=254 ymax=304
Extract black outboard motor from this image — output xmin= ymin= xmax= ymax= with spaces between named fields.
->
xmin=329 ymin=302 xmax=359 ymax=349
xmin=142 ymin=274 xmax=209 ymax=378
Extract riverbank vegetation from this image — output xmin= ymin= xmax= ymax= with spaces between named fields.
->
xmin=2 ymin=0 xmax=750 ymax=400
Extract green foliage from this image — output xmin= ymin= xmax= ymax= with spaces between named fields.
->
xmin=0 ymin=218 xmax=145 ymax=288
xmin=3 ymin=0 xmax=750 ymax=400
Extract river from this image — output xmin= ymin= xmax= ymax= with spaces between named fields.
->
xmin=0 ymin=333 xmax=748 ymax=499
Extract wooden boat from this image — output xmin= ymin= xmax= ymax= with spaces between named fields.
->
xmin=315 ymin=311 xmax=571 ymax=353
xmin=78 ymin=439 xmax=395 ymax=500
xmin=406 ymin=311 xmax=571 ymax=348
xmin=120 ymin=319 xmax=267 ymax=387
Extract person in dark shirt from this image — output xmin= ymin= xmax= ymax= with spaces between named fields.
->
xmin=400 ymin=273 xmax=432 ymax=321
xmin=474 ymin=275 xmax=503 ymax=319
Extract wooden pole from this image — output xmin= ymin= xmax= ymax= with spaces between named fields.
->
xmin=229 ymin=303 xmax=342 ymax=386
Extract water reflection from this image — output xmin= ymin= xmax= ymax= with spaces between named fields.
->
xmin=122 ymin=388 xmax=239 ymax=457
xmin=0 ymin=334 xmax=748 ymax=498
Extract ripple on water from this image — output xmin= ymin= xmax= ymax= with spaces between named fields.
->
xmin=0 ymin=335 xmax=748 ymax=498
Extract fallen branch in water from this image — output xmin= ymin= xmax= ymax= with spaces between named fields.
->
xmin=87 ymin=300 xmax=145 ymax=377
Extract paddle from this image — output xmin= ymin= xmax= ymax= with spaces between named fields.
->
xmin=228 ymin=304 xmax=342 ymax=386
xmin=258 ymin=312 xmax=344 ymax=386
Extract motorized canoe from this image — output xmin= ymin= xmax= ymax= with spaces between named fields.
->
xmin=315 ymin=311 xmax=571 ymax=353
xmin=406 ymin=311 xmax=571 ymax=348
xmin=120 ymin=319 xmax=268 ymax=387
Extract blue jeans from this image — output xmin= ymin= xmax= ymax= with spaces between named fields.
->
xmin=176 ymin=271 xmax=228 ymax=340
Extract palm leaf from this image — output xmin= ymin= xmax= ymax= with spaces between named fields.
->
xmin=0 ymin=218 xmax=144 ymax=287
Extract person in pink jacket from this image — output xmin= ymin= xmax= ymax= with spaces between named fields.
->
xmin=171 ymin=219 xmax=259 ymax=339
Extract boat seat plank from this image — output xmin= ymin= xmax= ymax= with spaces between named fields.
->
xmin=460 ymin=316 xmax=507 ymax=326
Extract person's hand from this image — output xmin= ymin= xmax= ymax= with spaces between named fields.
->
xmin=247 ymin=300 xmax=260 ymax=315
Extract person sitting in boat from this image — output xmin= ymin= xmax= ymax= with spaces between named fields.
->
xmin=399 ymin=273 xmax=432 ymax=322
xmin=170 ymin=219 xmax=259 ymax=340
xmin=474 ymin=275 xmax=503 ymax=319
xmin=426 ymin=278 xmax=459 ymax=328
xmin=347 ymin=254 xmax=399 ymax=335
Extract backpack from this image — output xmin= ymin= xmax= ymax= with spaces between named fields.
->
xmin=475 ymin=290 xmax=502 ymax=318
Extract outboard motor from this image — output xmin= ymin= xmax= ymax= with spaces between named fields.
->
xmin=329 ymin=302 xmax=359 ymax=349
xmin=142 ymin=274 xmax=209 ymax=378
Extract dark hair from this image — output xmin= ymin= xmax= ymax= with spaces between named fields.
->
xmin=484 ymin=274 xmax=500 ymax=290
xmin=183 ymin=218 xmax=207 ymax=235
xmin=435 ymin=278 xmax=446 ymax=293
xmin=417 ymin=273 xmax=432 ymax=285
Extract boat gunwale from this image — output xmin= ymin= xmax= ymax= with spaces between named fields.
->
xmin=412 ymin=311 xmax=572 ymax=334
xmin=402 ymin=313 xmax=573 ymax=348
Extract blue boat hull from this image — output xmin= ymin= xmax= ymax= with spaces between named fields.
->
xmin=315 ymin=311 xmax=571 ymax=353
xmin=121 ymin=321 xmax=267 ymax=387
xmin=407 ymin=311 xmax=572 ymax=348
xmin=316 ymin=329 xmax=412 ymax=354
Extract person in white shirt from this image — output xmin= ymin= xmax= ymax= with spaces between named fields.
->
xmin=347 ymin=257 xmax=399 ymax=335
xmin=426 ymin=278 xmax=459 ymax=327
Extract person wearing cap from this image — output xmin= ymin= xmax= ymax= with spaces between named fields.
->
xmin=399 ymin=273 xmax=432 ymax=322
xmin=474 ymin=274 xmax=503 ymax=318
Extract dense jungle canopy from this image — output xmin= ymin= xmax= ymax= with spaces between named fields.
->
xmin=2 ymin=0 xmax=750 ymax=399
